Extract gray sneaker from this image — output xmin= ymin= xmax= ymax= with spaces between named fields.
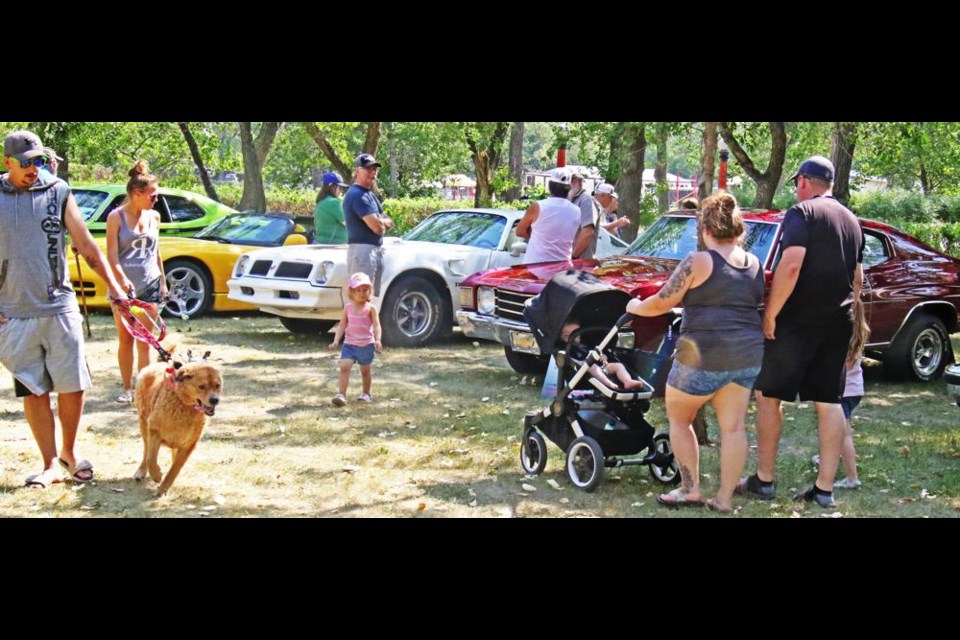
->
xmin=794 ymin=486 xmax=837 ymax=508
xmin=734 ymin=474 xmax=776 ymax=500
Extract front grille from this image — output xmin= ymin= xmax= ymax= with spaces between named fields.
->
xmin=72 ymin=280 xmax=96 ymax=297
xmin=274 ymin=262 xmax=312 ymax=279
xmin=495 ymin=289 xmax=535 ymax=322
xmin=250 ymin=260 xmax=272 ymax=276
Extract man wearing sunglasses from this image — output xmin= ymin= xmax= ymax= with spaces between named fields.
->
xmin=0 ymin=129 xmax=128 ymax=489
xmin=344 ymin=153 xmax=393 ymax=297
xmin=741 ymin=155 xmax=864 ymax=509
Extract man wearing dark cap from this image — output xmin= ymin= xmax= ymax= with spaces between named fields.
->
xmin=739 ymin=155 xmax=864 ymax=508
xmin=569 ymin=172 xmax=600 ymax=259
xmin=0 ymin=130 xmax=127 ymax=489
xmin=343 ymin=153 xmax=393 ymax=296
xmin=314 ymin=170 xmax=350 ymax=244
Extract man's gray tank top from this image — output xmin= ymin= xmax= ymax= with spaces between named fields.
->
xmin=0 ymin=175 xmax=76 ymax=318
xmin=117 ymin=208 xmax=161 ymax=293
xmin=675 ymin=249 xmax=765 ymax=371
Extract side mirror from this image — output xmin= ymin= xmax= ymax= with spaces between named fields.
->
xmin=284 ymin=233 xmax=308 ymax=246
xmin=510 ymin=241 xmax=527 ymax=258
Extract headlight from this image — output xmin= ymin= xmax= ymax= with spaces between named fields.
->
xmin=314 ymin=260 xmax=336 ymax=285
xmin=234 ymin=256 xmax=249 ymax=278
xmin=478 ymin=287 xmax=496 ymax=315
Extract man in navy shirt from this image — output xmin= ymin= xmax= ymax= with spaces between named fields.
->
xmin=343 ymin=153 xmax=393 ymax=297
xmin=740 ymin=155 xmax=864 ymax=509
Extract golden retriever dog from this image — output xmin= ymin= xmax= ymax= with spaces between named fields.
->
xmin=134 ymin=358 xmax=222 ymax=496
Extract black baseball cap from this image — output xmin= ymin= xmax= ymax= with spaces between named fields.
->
xmin=789 ymin=155 xmax=835 ymax=182
xmin=354 ymin=153 xmax=382 ymax=169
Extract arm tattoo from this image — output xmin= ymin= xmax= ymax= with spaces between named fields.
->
xmin=658 ymin=256 xmax=693 ymax=299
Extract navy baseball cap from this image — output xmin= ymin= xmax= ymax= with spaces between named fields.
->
xmin=789 ymin=155 xmax=835 ymax=183
xmin=354 ymin=153 xmax=382 ymax=169
xmin=322 ymin=171 xmax=349 ymax=187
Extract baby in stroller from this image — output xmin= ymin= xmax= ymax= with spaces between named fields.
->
xmin=519 ymin=270 xmax=680 ymax=491
xmin=559 ymin=319 xmax=646 ymax=391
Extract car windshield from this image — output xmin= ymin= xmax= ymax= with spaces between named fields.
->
xmin=195 ymin=213 xmax=292 ymax=245
xmin=403 ymin=211 xmax=507 ymax=249
xmin=625 ymin=215 xmax=779 ymax=266
xmin=73 ymin=189 xmax=110 ymax=222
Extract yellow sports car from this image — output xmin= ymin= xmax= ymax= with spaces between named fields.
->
xmin=69 ymin=212 xmax=312 ymax=318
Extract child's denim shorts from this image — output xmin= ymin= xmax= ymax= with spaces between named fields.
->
xmin=341 ymin=343 xmax=375 ymax=365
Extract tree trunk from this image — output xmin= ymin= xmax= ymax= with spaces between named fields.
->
xmin=473 ymin=151 xmax=493 ymax=207
xmin=178 ymin=122 xmax=219 ymax=202
xmin=693 ymin=408 xmax=711 ymax=445
xmin=619 ymin=123 xmax=647 ymax=240
xmin=303 ymin=122 xmax=354 ymax=178
xmin=718 ymin=122 xmax=786 ymax=209
xmin=654 ymin=122 xmax=669 ymax=213
xmin=606 ymin=122 xmax=627 ymax=184
xmin=466 ymin=122 xmax=509 ymax=208
xmin=387 ymin=135 xmax=399 ymax=199
xmin=698 ymin=122 xmax=717 ymax=202
xmin=238 ymin=122 xmax=274 ymax=212
xmin=830 ymin=122 xmax=858 ymax=205
xmin=919 ymin=160 xmax=930 ymax=195
xmin=501 ymin=122 xmax=525 ymax=202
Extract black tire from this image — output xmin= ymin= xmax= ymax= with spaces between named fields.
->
xmin=520 ymin=428 xmax=547 ymax=475
xmin=163 ymin=260 xmax=212 ymax=319
xmin=648 ymin=433 xmax=681 ymax=485
xmin=381 ymin=275 xmax=450 ymax=347
xmin=566 ymin=436 xmax=605 ymax=492
xmin=278 ymin=317 xmax=336 ymax=336
xmin=884 ymin=312 xmax=950 ymax=382
xmin=504 ymin=346 xmax=550 ymax=374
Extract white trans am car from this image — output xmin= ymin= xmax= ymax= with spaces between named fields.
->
xmin=227 ymin=208 xmax=628 ymax=347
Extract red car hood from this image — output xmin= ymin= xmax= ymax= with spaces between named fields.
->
xmin=463 ymin=255 xmax=680 ymax=297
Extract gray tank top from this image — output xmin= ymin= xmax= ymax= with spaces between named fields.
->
xmin=0 ymin=177 xmax=76 ymax=318
xmin=117 ymin=209 xmax=161 ymax=293
xmin=676 ymin=249 xmax=765 ymax=371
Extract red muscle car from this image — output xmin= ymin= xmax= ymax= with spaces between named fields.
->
xmin=457 ymin=210 xmax=960 ymax=382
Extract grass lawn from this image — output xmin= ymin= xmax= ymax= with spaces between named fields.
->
xmin=1 ymin=313 xmax=957 ymax=518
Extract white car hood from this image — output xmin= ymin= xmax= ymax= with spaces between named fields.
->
xmin=241 ymin=237 xmax=478 ymax=263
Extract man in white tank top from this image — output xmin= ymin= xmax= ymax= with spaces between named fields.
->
xmin=517 ymin=167 xmax=580 ymax=264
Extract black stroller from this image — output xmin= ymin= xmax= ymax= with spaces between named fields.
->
xmin=520 ymin=270 xmax=681 ymax=491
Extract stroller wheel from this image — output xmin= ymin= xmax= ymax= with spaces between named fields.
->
xmin=648 ymin=433 xmax=681 ymax=485
xmin=520 ymin=428 xmax=548 ymax=475
xmin=566 ymin=436 xmax=605 ymax=492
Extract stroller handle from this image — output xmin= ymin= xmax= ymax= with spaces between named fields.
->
xmin=616 ymin=312 xmax=635 ymax=328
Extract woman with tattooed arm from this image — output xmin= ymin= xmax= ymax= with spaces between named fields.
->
xmin=625 ymin=192 xmax=764 ymax=513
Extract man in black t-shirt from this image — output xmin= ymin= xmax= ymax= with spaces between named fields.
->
xmin=739 ymin=156 xmax=864 ymax=508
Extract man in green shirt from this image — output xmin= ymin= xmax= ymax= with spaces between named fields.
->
xmin=314 ymin=171 xmax=350 ymax=244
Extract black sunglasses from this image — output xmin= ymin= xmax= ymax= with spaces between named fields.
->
xmin=14 ymin=156 xmax=47 ymax=169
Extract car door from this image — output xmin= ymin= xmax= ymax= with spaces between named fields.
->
xmin=860 ymin=229 xmax=901 ymax=344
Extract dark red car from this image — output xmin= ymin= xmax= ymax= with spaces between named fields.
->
xmin=457 ymin=210 xmax=960 ymax=382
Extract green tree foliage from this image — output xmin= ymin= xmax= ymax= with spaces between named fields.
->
xmin=858 ymin=122 xmax=960 ymax=194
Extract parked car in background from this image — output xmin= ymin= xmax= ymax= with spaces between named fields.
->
xmin=458 ymin=210 xmax=960 ymax=382
xmin=73 ymin=184 xmax=237 ymax=237
xmin=69 ymin=212 xmax=312 ymax=318
xmin=227 ymin=208 xmax=629 ymax=347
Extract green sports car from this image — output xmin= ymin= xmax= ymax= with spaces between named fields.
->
xmin=73 ymin=184 xmax=237 ymax=237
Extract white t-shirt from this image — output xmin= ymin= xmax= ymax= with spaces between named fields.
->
xmin=844 ymin=358 xmax=864 ymax=398
xmin=525 ymin=197 xmax=580 ymax=264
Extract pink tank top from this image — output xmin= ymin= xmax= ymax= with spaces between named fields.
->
xmin=344 ymin=302 xmax=375 ymax=346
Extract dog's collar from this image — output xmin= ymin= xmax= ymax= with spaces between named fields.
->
xmin=164 ymin=367 xmax=177 ymax=390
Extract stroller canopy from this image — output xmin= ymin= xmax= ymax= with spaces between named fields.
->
xmin=524 ymin=270 xmax=633 ymax=354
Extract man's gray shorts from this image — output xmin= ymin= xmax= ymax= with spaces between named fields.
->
xmin=347 ymin=244 xmax=384 ymax=297
xmin=0 ymin=311 xmax=92 ymax=397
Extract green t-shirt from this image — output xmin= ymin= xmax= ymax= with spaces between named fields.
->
xmin=314 ymin=196 xmax=348 ymax=244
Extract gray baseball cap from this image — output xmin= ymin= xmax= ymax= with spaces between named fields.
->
xmin=4 ymin=130 xmax=45 ymax=162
